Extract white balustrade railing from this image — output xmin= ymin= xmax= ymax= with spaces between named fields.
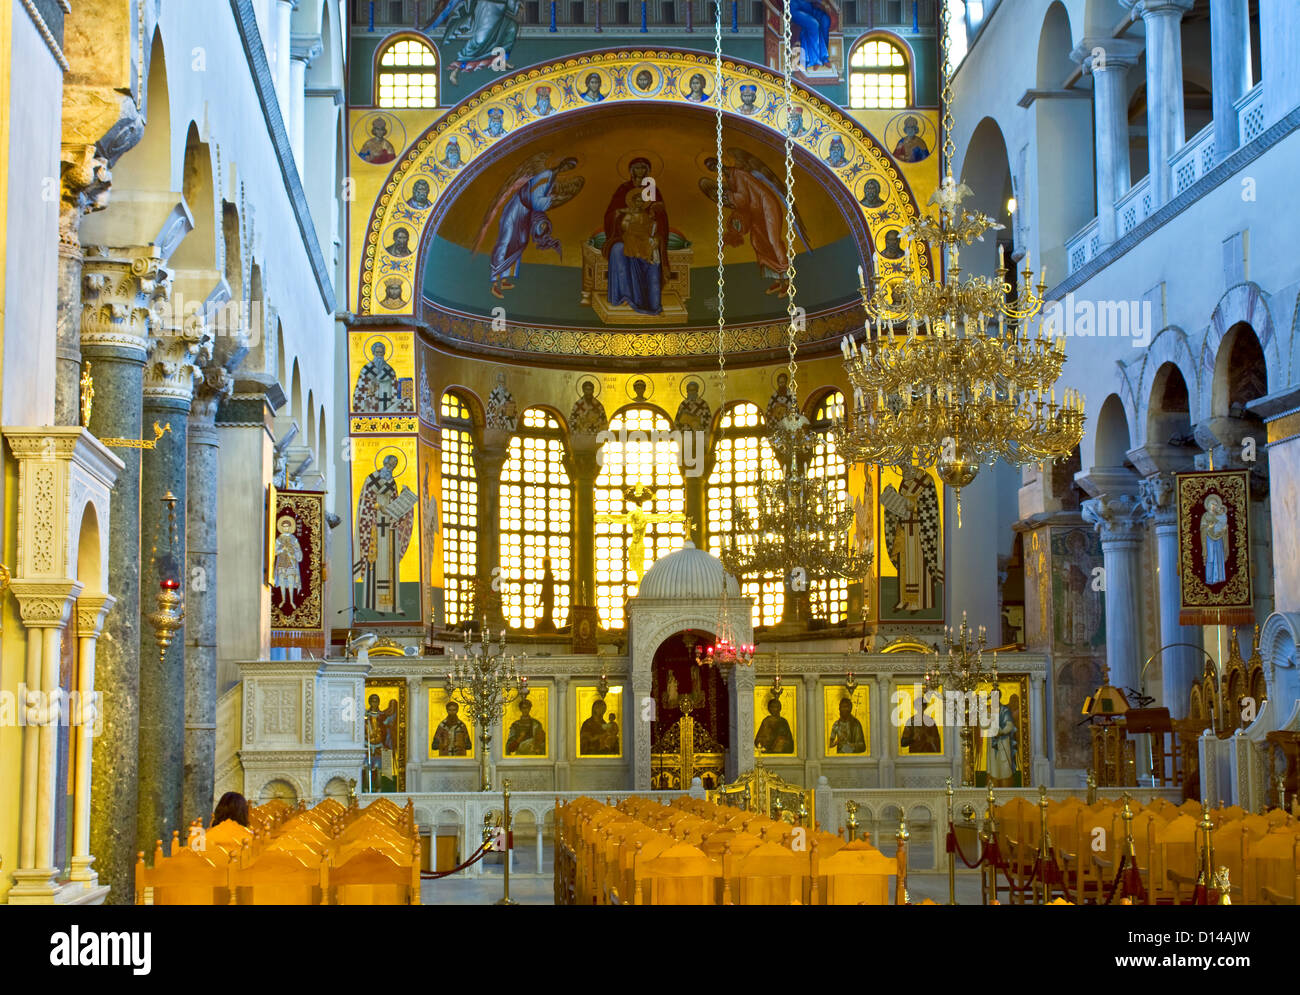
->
xmin=1115 ymin=173 xmax=1153 ymax=238
xmin=1170 ymin=121 xmax=1216 ymax=198
xmin=1236 ymin=82 xmax=1265 ymax=146
xmin=1065 ymin=216 xmax=1100 ymax=275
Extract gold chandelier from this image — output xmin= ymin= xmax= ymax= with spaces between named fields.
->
xmin=832 ymin=0 xmax=1084 ymax=513
xmin=716 ymin=0 xmax=872 ymax=622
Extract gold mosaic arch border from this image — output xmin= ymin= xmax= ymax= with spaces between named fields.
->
xmin=358 ymin=47 xmax=932 ymax=317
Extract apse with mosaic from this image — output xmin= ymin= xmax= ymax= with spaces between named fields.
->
xmin=6 ymin=0 xmax=1300 ymax=928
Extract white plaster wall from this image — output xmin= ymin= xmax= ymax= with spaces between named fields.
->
xmin=1 ymin=10 xmax=60 ymax=427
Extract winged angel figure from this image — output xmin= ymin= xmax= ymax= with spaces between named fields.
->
xmin=701 ymin=148 xmax=812 ymax=296
xmin=472 ymin=152 xmax=585 ymax=300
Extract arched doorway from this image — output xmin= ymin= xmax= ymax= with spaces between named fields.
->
xmin=648 ymin=630 xmax=730 ymax=789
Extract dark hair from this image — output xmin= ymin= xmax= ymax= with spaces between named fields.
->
xmin=213 ymin=791 xmax=250 ymax=828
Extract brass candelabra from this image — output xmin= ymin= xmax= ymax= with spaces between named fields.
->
xmin=446 ymin=618 xmax=526 ymax=792
xmin=922 ymin=612 xmax=998 ymax=787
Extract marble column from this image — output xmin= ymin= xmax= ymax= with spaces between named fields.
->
xmin=1210 ymin=0 xmax=1253 ymax=160
xmin=273 ymin=0 xmax=298 ymax=127
xmin=70 ymin=595 xmax=114 ymax=889
xmin=289 ymin=34 xmax=322 ymax=171
xmin=567 ymin=440 xmax=600 ymax=613
xmin=1140 ymin=473 xmax=1203 ymax=717
xmin=1081 ymin=492 xmax=1149 ymax=691
xmin=82 ymin=246 xmax=167 ymax=903
xmin=55 ymin=146 xmax=112 ymax=426
xmin=1124 ymin=0 xmax=1195 ymax=208
xmin=1073 ymin=39 xmax=1143 ymax=245
xmin=1259 ymin=0 xmax=1300 ymax=131
xmin=183 ymin=366 xmax=233 ymax=825
xmin=473 ymin=441 xmax=508 ymax=629
xmin=726 ymin=664 xmax=756 ymax=782
xmin=7 ymin=582 xmax=79 ymax=902
xmin=136 ymin=315 xmax=209 ymax=855
xmin=554 ymin=675 xmax=570 ymax=790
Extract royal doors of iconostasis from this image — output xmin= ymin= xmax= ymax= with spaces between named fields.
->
xmin=649 ymin=631 xmax=731 ymax=790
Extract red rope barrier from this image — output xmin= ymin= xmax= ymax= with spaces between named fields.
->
xmin=420 ymin=841 xmax=494 ymax=879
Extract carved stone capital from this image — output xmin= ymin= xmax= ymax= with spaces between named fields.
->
xmin=1070 ymin=37 xmax=1144 ymax=74
xmin=191 ymin=364 xmax=236 ymax=423
xmin=1138 ymin=472 xmax=1179 ymax=526
xmin=76 ymin=593 xmax=117 ymax=640
xmin=9 ymin=579 xmax=83 ymax=629
xmin=144 ymin=322 xmax=212 ymax=403
xmin=290 ymin=33 xmax=324 ymax=65
xmin=80 ymin=247 xmax=172 ymax=354
xmin=1122 ymin=0 xmax=1194 ymax=18
xmin=1081 ymin=492 xmax=1149 ymax=544
xmin=59 ymin=144 xmax=112 ymax=252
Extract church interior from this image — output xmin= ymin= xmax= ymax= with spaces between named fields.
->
xmin=4 ymin=0 xmax=1300 ymax=922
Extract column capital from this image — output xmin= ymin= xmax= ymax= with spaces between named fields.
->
xmin=144 ymin=328 xmax=211 ymax=403
xmin=9 ymin=579 xmax=84 ymax=629
xmin=1122 ymin=0 xmax=1194 ymax=18
xmin=76 ymin=594 xmax=117 ymax=639
xmin=192 ymin=364 xmax=236 ymax=423
xmin=59 ymin=145 xmax=113 ymax=253
xmin=1071 ymin=37 xmax=1144 ymax=74
xmin=290 ymin=33 xmax=323 ymax=65
xmin=1082 ymin=492 xmax=1149 ymax=543
xmin=80 ymin=246 xmax=171 ymax=355
xmin=1138 ymin=472 xmax=1178 ymax=525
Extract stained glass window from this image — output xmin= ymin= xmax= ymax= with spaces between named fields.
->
xmin=595 ymin=407 xmax=687 ymax=629
xmin=706 ymin=402 xmax=784 ymax=627
xmin=848 ymin=38 xmax=909 ymax=109
xmin=440 ymin=392 xmax=477 ymax=627
xmin=501 ymin=409 xmax=573 ymax=629
xmin=377 ymin=37 xmax=438 ymax=108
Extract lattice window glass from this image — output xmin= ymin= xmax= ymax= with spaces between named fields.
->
xmin=706 ymin=402 xmax=784 ymax=627
xmin=377 ymin=38 xmax=438 ymax=108
xmin=595 ymin=407 xmax=687 ymax=630
xmin=440 ymin=392 xmax=477 ymax=627
xmin=500 ymin=409 xmax=573 ymax=629
xmin=808 ymin=391 xmax=850 ymax=624
xmin=848 ymin=38 xmax=909 ymax=109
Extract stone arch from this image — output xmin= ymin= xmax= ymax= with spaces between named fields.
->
xmin=71 ymin=493 xmax=109 ymax=597
xmin=1093 ymin=392 xmax=1132 ymax=469
xmin=171 ymin=122 xmax=219 ymax=273
xmin=317 ymin=404 xmax=328 ymax=476
xmin=291 ymin=357 xmax=303 ymax=427
xmin=1210 ymin=322 xmax=1268 ymax=422
xmin=356 ymin=48 xmax=930 ymax=315
xmin=275 ymin=319 xmax=287 ymax=389
xmin=1203 ymin=283 xmax=1279 ymax=421
xmin=322 ymin=776 xmax=349 ymax=798
xmin=259 ymin=776 xmax=301 ymax=804
xmin=1257 ymin=612 xmax=1300 ymax=728
xmin=80 ymin=30 xmax=173 ymax=247
xmin=958 ymin=116 xmax=1014 ymax=279
xmin=1034 ymin=2 xmax=1094 ymax=278
xmin=1132 ymin=325 xmax=1199 ymax=448
xmin=306 ymin=388 xmax=316 ymax=453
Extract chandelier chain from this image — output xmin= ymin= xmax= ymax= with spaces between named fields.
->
xmin=781 ymin=0 xmax=798 ymax=397
xmin=715 ymin=0 xmax=727 ymax=415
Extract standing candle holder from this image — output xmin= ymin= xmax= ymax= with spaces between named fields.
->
xmin=446 ymin=618 xmax=526 ymax=792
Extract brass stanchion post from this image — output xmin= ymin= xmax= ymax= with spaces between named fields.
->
xmin=496 ymin=778 xmax=518 ymax=905
xmin=845 ymin=799 xmax=859 ymax=843
xmin=1036 ymin=784 xmax=1049 ymax=905
xmin=945 ymin=777 xmax=956 ymax=905
xmin=895 ymin=813 xmax=910 ymax=905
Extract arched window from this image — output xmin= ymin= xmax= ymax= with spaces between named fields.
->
xmin=707 ymin=403 xmax=784 ymax=627
xmin=848 ymin=36 xmax=909 ymax=109
xmin=500 ymin=409 xmax=573 ymax=629
xmin=376 ymin=36 xmax=438 ymax=108
xmin=808 ymin=391 xmax=849 ymax=624
xmin=595 ymin=407 xmax=687 ymax=630
xmin=440 ymin=392 xmax=477 ymax=627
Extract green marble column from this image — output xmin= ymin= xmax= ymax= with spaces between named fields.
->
xmin=183 ymin=367 xmax=231 ymax=825
xmin=81 ymin=245 xmax=165 ymax=903
xmin=136 ymin=321 xmax=207 ymax=856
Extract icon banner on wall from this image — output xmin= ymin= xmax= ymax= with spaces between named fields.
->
xmin=1176 ymin=469 xmax=1253 ymax=626
xmin=271 ymin=490 xmax=326 ymax=651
